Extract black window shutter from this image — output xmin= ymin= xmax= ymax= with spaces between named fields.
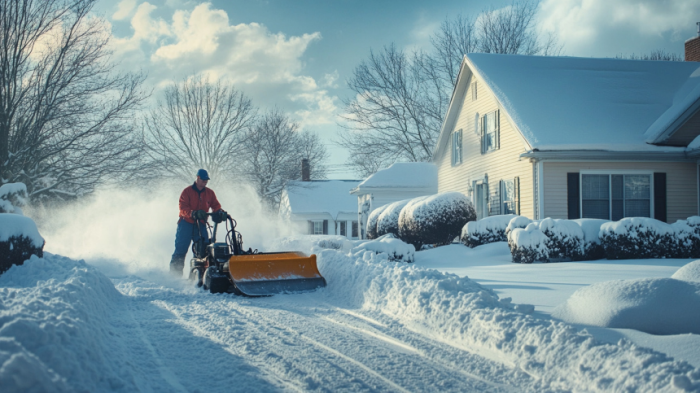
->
xmin=514 ymin=176 xmax=520 ymax=215
xmin=567 ymin=173 xmax=580 ymax=219
xmin=654 ymin=173 xmax=667 ymax=222
xmin=308 ymin=221 xmax=314 ymax=234
xmin=323 ymin=220 xmax=328 ymax=235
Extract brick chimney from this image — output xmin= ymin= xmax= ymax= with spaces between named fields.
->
xmin=686 ymin=22 xmax=700 ymax=62
xmin=301 ymin=158 xmax=310 ymax=181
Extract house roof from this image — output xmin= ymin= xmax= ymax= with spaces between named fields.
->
xmin=350 ymin=162 xmax=438 ymax=194
xmin=281 ymin=180 xmax=361 ymax=219
xmin=435 ymin=53 xmax=700 ymax=157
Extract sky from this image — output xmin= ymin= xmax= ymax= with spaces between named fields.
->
xmin=97 ymin=0 xmax=700 ymax=179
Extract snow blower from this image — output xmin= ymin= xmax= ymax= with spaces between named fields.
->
xmin=187 ymin=211 xmax=326 ymax=296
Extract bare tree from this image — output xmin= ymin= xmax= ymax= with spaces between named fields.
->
xmin=616 ymin=50 xmax=683 ymax=61
xmin=0 ymin=0 xmax=147 ymax=201
xmin=142 ymin=75 xmax=256 ymax=182
xmin=339 ymin=1 xmax=561 ymax=177
xmin=242 ymin=109 xmax=328 ymax=208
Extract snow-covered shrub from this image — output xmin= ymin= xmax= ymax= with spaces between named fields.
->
xmin=0 ymin=182 xmax=28 ymax=214
xmin=365 ymin=204 xmax=390 ymax=240
xmin=398 ymin=193 xmax=475 ymax=249
xmin=376 ymin=199 xmax=412 ymax=238
xmin=507 ymin=223 xmax=549 ymax=263
xmin=505 ymin=216 xmax=532 ymax=238
xmin=351 ymin=234 xmax=416 ymax=263
xmin=572 ymin=219 xmax=609 ymax=260
xmin=671 ymin=217 xmax=700 ymax=258
xmin=461 ymin=214 xmax=518 ymax=247
xmin=600 ymin=217 xmax=677 ymax=260
xmin=538 ymin=218 xmax=584 ymax=261
xmin=0 ymin=214 xmax=44 ymax=274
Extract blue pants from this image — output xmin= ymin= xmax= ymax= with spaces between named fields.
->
xmin=171 ymin=219 xmax=209 ymax=271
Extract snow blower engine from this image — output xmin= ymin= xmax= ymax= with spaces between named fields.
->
xmin=188 ymin=212 xmax=326 ymax=296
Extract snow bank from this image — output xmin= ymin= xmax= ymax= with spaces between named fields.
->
xmin=461 ymin=214 xmax=517 ymax=247
xmin=552 ymin=278 xmax=700 ymax=335
xmin=672 ymin=260 xmax=700 ymax=282
xmin=0 ymin=183 xmax=27 ymax=214
xmin=507 ymin=223 xmax=549 ymax=263
xmin=366 ymin=204 xmax=390 ymax=239
xmin=315 ymin=249 xmax=700 ymax=392
xmin=376 ymin=198 xmax=411 ymax=238
xmin=0 ymin=253 xmax=137 ymax=392
xmin=350 ymin=234 xmax=416 ymax=263
xmin=398 ymin=192 xmax=475 ymax=249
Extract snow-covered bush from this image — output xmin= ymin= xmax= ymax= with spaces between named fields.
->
xmin=351 ymin=234 xmax=415 ymax=263
xmin=0 ymin=214 xmax=45 ymax=274
xmin=376 ymin=199 xmax=412 ymax=238
xmin=600 ymin=217 xmax=677 ymax=259
xmin=671 ymin=217 xmax=700 ymax=258
xmin=505 ymin=216 xmax=532 ymax=238
xmin=0 ymin=182 xmax=28 ymax=214
xmin=572 ymin=219 xmax=609 ymax=260
xmin=507 ymin=223 xmax=549 ymax=263
xmin=365 ymin=204 xmax=390 ymax=240
xmin=398 ymin=193 xmax=475 ymax=249
xmin=539 ymin=218 xmax=584 ymax=261
xmin=460 ymin=214 xmax=517 ymax=247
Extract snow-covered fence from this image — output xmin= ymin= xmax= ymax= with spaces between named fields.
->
xmin=539 ymin=218 xmax=584 ymax=261
xmin=573 ymin=219 xmax=609 ymax=260
xmin=366 ymin=204 xmax=390 ymax=240
xmin=0 ymin=214 xmax=45 ymax=274
xmin=376 ymin=199 xmax=412 ymax=238
xmin=508 ymin=223 xmax=549 ymax=263
xmin=0 ymin=182 xmax=28 ymax=214
xmin=399 ymin=192 xmax=475 ymax=250
xmin=460 ymin=214 xmax=517 ymax=247
xmin=600 ymin=217 xmax=678 ymax=259
xmin=351 ymin=234 xmax=416 ymax=263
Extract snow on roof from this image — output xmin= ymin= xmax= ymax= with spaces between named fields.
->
xmin=466 ymin=53 xmax=700 ymax=151
xmin=354 ymin=162 xmax=437 ymax=191
xmin=283 ymin=180 xmax=361 ymax=219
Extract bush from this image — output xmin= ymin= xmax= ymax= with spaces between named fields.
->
xmin=539 ymin=218 xmax=584 ymax=261
xmin=671 ymin=217 xmax=700 ymax=258
xmin=0 ymin=183 xmax=28 ymax=214
xmin=351 ymin=234 xmax=416 ymax=263
xmin=600 ymin=217 xmax=677 ymax=259
xmin=377 ymin=199 xmax=412 ymax=238
xmin=505 ymin=216 xmax=532 ymax=238
xmin=398 ymin=192 xmax=475 ymax=249
xmin=366 ymin=204 xmax=390 ymax=240
xmin=461 ymin=214 xmax=518 ymax=247
xmin=0 ymin=214 xmax=44 ymax=274
xmin=573 ymin=219 xmax=609 ymax=260
xmin=508 ymin=223 xmax=549 ymax=263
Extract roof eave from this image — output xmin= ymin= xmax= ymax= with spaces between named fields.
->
xmin=646 ymin=96 xmax=700 ymax=145
xmin=521 ymin=149 xmax=697 ymax=162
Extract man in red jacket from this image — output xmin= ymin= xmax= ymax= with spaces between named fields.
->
xmin=170 ymin=169 xmax=224 ymax=277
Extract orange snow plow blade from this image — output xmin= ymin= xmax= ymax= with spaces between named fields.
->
xmin=227 ymin=252 xmax=326 ymax=296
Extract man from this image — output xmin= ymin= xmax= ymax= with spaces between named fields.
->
xmin=170 ymin=169 xmax=223 ymax=276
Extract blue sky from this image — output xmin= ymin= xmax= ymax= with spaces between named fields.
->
xmin=98 ymin=0 xmax=700 ymax=178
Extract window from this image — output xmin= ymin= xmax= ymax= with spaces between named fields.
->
xmin=313 ymin=221 xmax=324 ymax=235
xmin=480 ymin=110 xmax=499 ymax=154
xmin=352 ymin=221 xmax=358 ymax=238
xmin=471 ymin=81 xmax=477 ymax=101
xmin=451 ymin=129 xmax=462 ymax=165
xmin=339 ymin=221 xmax=347 ymax=237
xmin=581 ymin=174 xmax=652 ymax=220
xmin=500 ymin=179 xmax=516 ymax=215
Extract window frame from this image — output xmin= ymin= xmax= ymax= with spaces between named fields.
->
xmin=480 ymin=110 xmax=499 ymax=154
xmin=579 ymin=170 xmax=654 ymax=220
xmin=312 ymin=220 xmax=324 ymax=235
xmin=451 ymin=129 xmax=463 ymax=166
xmin=500 ymin=179 xmax=516 ymax=215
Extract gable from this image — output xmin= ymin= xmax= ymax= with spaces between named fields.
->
xmin=661 ymin=107 xmax=700 ymax=146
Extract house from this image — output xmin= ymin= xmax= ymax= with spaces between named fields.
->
xmin=279 ymin=180 xmax=361 ymax=238
xmin=432 ymin=47 xmax=700 ymax=223
xmin=350 ymin=162 xmax=437 ymax=239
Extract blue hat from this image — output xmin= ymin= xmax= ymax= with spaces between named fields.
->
xmin=197 ymin=169 xmax=210 ymax=180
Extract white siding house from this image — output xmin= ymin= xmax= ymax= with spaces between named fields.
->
xmin=279 ymin=180 xmax=361 ymax=238
xmin=350 ymin=163 xmax=437 ymax=239
xmin=433 ymin=53 xmax=700 ymax=223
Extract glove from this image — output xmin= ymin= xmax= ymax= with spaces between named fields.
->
xmin=212 ymin=210 xmax=227 ymax=223
xmin=191 ymin=210 xmax=207 ymax=221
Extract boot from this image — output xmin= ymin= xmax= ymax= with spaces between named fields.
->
xmin=169 ymin=255 xmax=186 ymax=277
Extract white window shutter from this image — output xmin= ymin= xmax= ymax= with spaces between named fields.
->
xmin=496 ymin=110 xmax=500 ymax=150
xmin=480 ymin=117 xmax=485 ymax=154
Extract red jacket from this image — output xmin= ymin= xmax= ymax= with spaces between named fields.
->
xmin=179 ymin=183 xmax=222 ymax=224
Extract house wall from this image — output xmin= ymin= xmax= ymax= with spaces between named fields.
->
xmin=436 ymin=73 xmax=535 ymax=219
xmin=543 ymin=161 xmax=698 ymax=222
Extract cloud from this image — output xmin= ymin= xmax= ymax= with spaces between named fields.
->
xmin=113 ymin=0 xmax=138 ymax=20
xmin=537 ymin=0 xmax=700 ymax=56
xmin=109 ymin=1 xmax=338 ymax=130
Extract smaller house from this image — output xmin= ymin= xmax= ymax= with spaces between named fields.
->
xmin=350 ymin=162 xmax=438 ymax=239
xmin=279 ymin=180 xmax=361 ymax=238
